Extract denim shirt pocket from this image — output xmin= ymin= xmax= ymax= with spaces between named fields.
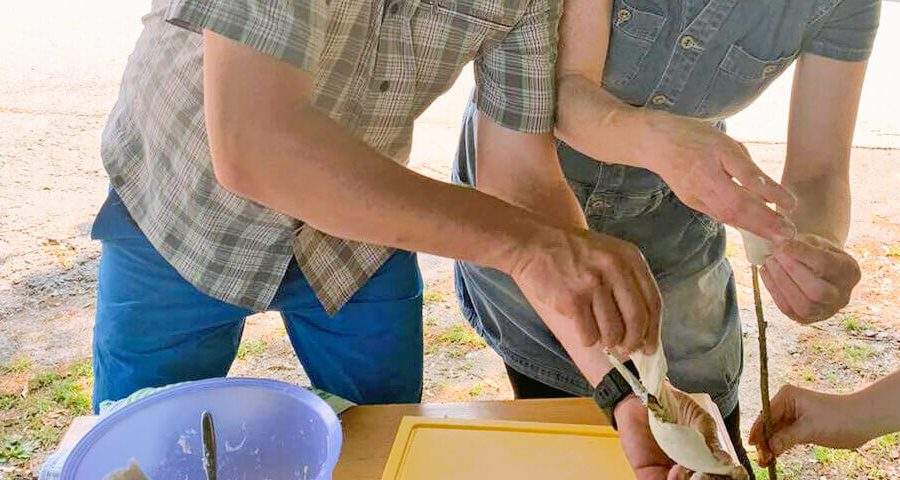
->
xmin=602 ymin=0 xmax=666 ymax=88
xmin=694 ymin=44 xmax=799 ymax=120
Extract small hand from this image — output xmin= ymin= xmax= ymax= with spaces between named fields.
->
xmin=749 ymin=384 xmax=871 ymax=466
xmin=760 ymin=233 xmax=861 ymax=323
xmin=636 ymin=111 xmax=796 ymax=244
xmin=512 ymin=227 xmax=662 ymax=355
xmin=614 ymin=395 xmax=679 ymax=480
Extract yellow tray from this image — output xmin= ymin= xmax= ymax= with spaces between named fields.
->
xmin=380 ymin=417 xmax=636 ymax=480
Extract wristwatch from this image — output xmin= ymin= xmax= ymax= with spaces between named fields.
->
xmin=592 ymin=359 xmax=640 ymax=430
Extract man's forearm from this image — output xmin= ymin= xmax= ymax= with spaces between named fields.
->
xmin=472 ymin=114 xmax=616 ymax=386
xmin=211 ymin=102 xmax=554 ymax=275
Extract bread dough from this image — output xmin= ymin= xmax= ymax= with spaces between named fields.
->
xmin=632 ymin=346 xmax=748 ymax=478
xmin=103 ymin=460 xmax=150 ymax=480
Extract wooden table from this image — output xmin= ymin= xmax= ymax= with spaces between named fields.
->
xmin=59 ymin=398 xmax=609 ymax=480
xmin=336 ymin=398 xmax=608 ymax=479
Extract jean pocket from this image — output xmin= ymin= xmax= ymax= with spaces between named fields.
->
xmin=602 ymin=0 xmax=666 ymax=87
xmin=581 ymin=165 xmax=669 ymax=221
xmin=695 ymin=44 xmax=799 ymax=120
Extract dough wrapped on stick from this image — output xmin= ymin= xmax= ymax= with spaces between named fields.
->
xmin=632 ymin=338 xmax=749 ymax=479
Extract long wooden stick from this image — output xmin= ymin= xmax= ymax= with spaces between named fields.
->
xmin=751 ymin=266 xmax=777 ymax=480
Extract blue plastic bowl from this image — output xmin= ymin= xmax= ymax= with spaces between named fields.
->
xmin=61 ymin=378 xmax=342 ymax=480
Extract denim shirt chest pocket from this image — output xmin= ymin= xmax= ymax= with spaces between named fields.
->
xmin=694 ymin=43 xmax=799 ymax=120
xmin=602 ymin=0 xmax=666 ymax=89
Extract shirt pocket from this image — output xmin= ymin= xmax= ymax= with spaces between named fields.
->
xmin=602 ymin=0 xmax=665 ymax=88
xmin=694 ymin=44 xmax=799 ymax=120
xmin=410 ymin=0 xmax=512 ymax=95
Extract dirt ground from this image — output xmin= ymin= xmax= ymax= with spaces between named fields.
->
xmin=1 ymin=2 xmax=899 ymax=480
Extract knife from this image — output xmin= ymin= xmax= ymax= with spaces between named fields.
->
xmin=201 ymin=411 xmax=218 ymax=480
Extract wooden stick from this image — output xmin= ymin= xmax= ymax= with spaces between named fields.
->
xmin=751 ymin=266 xmax=777 ymax=480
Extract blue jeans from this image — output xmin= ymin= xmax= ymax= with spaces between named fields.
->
xmin=91 ymin=190 xmax=424 ymax=412
xmin=453 ymin=104 xmax=743 ymax=417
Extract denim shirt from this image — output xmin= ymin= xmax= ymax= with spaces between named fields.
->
xmin=604 ymin=0 xmax=881 ymax=120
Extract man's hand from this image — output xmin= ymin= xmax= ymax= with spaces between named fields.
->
xmin=634 ymin=111 xmax=797 ymax=244
xmin=749 ymin=385 xmax=871 ymax=467
xmin=510 ymin=228 xmax=661 ymax=354
xmin=759 ymin=233 xmax=860 ymax=323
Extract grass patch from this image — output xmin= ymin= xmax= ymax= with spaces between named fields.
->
xmin=0 ymin=359 xmax=93 ymax=469
xmin=749 ymin=459 xmax=800 ymax=480
xmin=468 ymin=384 xmax=484 ymax=397
xmin=808 ymin=446 xmax=876 ymax=478
xmin=1 ymin=357 xmax=32 ymax=374
xmin=886 ymin=244 xmax=900 ymax=258
xmin=237 ymin=339 xmax=268 ymax=360
xmin=840 ymin=315 xmax=870 ymax=333
xmin=425 ymin=324 xmax=487 ymax=357
xmin=866 ymin=467 xmax=889 ymax=480
xmin=423 ymin=290 xmax=446 ymax=305
xmin=810 ymin=337 xmax=841 ymax=356
xmin=876 ymin=432 xmax=899 ymax=449
xmin=0 ymin=436 xmax=38 ymax=464
xmin=812 ymin=446 xmax=856 ymax=465
xmin=843 ymin=343 xmax=874 ymax=365
xmin=797 ymin=366 xmax=816 ymax=383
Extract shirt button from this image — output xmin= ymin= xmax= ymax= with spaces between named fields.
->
xmin=617 ymin=8 xmax=632 ymax=23
xmin=679 ymin=35 xmax=698 ymax=50
xmin=651 ymin=94 xmax=669 ymax=106
xmin=389 ymin=2 xmax=400 ymax=15
xmin=379 ymin=80 xmax=390 ymax=92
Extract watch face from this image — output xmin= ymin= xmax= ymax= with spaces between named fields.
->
xmin=593 ymin=369 xmax=631 ymax=409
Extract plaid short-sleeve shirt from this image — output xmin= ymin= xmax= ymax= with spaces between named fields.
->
xmin=101 ymin=0 xmax=560 ymax=313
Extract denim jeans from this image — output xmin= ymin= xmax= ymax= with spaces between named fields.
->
xmin=452 ymin=105 xmax=743 ymax=417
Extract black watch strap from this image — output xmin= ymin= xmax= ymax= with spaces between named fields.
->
xmin=591 ymin=359 xmax=640 ymax=430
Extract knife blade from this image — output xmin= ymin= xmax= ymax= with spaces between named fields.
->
xmin=201 ymin=411 xmax=218 ymax=480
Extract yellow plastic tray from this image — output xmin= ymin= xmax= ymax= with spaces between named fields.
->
xmin=380 ymin=417 xmax=636 ymax=480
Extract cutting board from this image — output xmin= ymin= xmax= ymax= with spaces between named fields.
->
xmin=380 ymin=417 xmax=635 ymax=480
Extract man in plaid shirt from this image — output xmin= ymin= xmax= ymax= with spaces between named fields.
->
xmin=90 ymin=0 xmax=660 ymax=409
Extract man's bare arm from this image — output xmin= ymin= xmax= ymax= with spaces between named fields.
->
xmin=203 ymin=30 xmax=545 ymax=274
xmin=203 ymin=30 xmax=659 ymax=353
xmin=474 ymin=114 xmax=660 ymax=379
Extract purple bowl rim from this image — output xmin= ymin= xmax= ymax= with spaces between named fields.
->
xmin=60 ymin=377 xmax=343 ymax=480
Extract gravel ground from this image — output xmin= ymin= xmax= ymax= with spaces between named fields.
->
xmin=1 ymin=2 xmax=898 ymax=479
